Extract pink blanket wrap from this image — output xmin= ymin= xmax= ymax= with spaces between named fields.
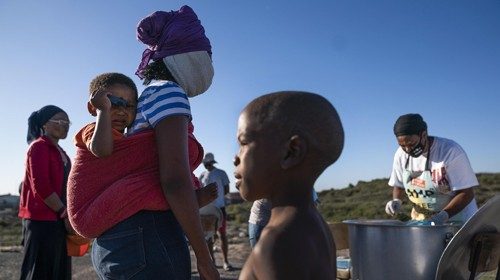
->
xmin=67 ymin=130 xmax=203 ymax=238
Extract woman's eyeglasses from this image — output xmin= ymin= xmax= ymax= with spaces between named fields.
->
xmin=48 ymin=119 xmax=72 ymax=126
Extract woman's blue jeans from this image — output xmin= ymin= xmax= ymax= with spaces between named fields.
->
xmin=91 ymin=210 xmax=191 ymax=280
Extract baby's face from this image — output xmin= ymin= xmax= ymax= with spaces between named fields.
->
xmin=234 ymin=110 xmax=283 ymax=201
xmin=106 ymin=84 xmax=137 ymax=133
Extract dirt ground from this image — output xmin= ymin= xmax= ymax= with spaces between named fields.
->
xmin=0 ymin=225 xmax=250 ymax=280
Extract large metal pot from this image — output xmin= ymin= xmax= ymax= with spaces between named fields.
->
xmin=344 ymin=219 xmax=459 ymax=280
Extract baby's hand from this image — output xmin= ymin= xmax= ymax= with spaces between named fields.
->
xmin=197 ymin=183 xmax=218 ymax=207
xmin=90 ymin=90 xmax=112 ymax=111
xmin=205 ymin=183 xmax=218 ymax=200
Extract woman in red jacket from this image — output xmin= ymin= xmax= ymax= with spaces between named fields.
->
xmin=19 ymin=105 xmax=73 ymax=280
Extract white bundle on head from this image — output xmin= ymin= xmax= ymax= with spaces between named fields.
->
xmin=163 ymin=50 xmax=214 ymax=97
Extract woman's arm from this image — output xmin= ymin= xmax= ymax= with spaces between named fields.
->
xmin=43 ymin=192 xmax=66 ymax=213
xmin=30 ymin=143 xmax=74 ymax=232
xmin=154 ymin=115 xmax=219 ymax=280
xmin=44 ymin=192 xmax=75 ymax=233
xmin=30 ymin=143 xmax=65 ymax=212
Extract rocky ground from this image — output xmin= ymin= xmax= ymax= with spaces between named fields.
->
xmin=0 ymin=224 xmax=250 ymax=280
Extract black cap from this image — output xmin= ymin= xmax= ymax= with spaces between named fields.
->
xmin=393 ymin=113 xmax=427 ymax=136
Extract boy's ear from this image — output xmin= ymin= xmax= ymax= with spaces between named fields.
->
xmin=281 ymin=135 xmax=307 ymax=169
xmin=87 ymin=102 xmax=97 ymax=116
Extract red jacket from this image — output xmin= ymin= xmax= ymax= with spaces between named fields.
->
xmin=18 ymin=136 xmax=70 ymax=221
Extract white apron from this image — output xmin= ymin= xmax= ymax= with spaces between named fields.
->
xmin=402 ymin=149 xmax=462 ymax=222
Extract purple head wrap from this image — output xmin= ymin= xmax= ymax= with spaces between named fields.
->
xmin=135 ymin=5 xmax=212 ymax=79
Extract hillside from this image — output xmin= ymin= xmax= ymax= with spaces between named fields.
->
xmin=2 ymin=173 xmax=499 ymax=247
xmin=317 ymin=172 xmax=500 ymax=222
xmin=226 ymin=172 xmax=500 ymax=224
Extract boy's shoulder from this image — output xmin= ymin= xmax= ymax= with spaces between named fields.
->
xmin=245 ymin=225 xmax=315 ymax=279
xmin=255 ymin=211 xmax=316 ymax=258
xmin=251 ymin=209 xmax=336 ymax=278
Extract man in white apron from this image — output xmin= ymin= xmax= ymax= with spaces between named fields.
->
xmin=385 ymin=113 xmax=479 ymax=225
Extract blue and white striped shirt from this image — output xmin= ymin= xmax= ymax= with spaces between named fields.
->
xmin=128 ymin=80 xmax=191 ymax=135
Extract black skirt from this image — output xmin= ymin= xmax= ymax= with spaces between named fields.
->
xmin=20 ymin=219 xmax=71 ymax=280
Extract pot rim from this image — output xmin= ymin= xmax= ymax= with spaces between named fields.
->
xmin=343 ymin=219 xmax=460 ymax=228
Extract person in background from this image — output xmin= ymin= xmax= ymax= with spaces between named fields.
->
xmin=247 ymin=198 xmax=271 ymax=248
xmin=19 ymin=105 xmax=73 ymax=280
xmin=199 ymin=153 xmax=233 ymax=271
xmin=198 ymin=203 xmax=223 ymax=267
xmin=385 ymin=113 xmax=479 ymax=225
xmin=235 ymin=91 xmax=343 ymax=279
xmin=248 ymin=190 xmax=319 ymax=248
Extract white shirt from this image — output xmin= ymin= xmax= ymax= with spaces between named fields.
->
xmin=389 ymin=136 xmax=479 ymax=221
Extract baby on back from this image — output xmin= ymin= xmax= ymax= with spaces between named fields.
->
xmin=67 ymin=72 xmax=216 ymax=238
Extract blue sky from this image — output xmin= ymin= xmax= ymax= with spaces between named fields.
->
xmin=1 ymin=0 xmax=499 ymax=195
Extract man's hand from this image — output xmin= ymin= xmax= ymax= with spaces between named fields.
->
xmin=385 ymin=199 xmax=402 ymax=216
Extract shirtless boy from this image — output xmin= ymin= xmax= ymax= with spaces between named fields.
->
xmin=234 ymin=91 xmax=344 ymax=280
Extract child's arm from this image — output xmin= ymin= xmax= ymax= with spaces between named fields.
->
xmin=88 ymin=91 xmax=114 ymax=157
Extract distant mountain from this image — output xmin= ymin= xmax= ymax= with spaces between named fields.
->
xmin=0 ymin=194 xmax=19 ymax=210
xmin=317 ymin=172 xmax=500 ymax=222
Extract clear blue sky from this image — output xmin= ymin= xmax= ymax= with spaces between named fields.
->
xmin=1 ymin=0 xmax=499 ymax=195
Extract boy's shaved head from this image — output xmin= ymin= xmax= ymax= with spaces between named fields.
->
xmin=243 ymin=91 xmax=344 ymax=171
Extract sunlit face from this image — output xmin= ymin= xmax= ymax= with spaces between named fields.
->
xmin=233 ymin=110 xmax=283 ymax=201
xmin=44 ymin=112 xmax=70 ymax=141
xmin=106 ymin=84 xmax=137 ymax=133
